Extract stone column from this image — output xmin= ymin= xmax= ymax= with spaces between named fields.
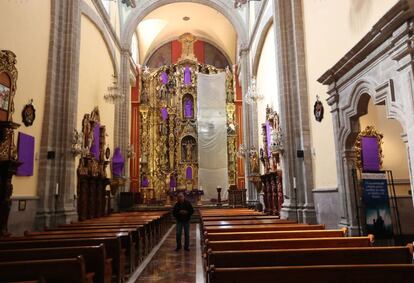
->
xmin=114 ymin=49 xmax=131 ymax=190
xmin=272 ymin=0 xmax=316 ymax=223
xmin=35 ymin=0 xmax=81 ymax=228
xmin=327 ymin=94 xmax=350 ymax=226
xmin=239 ymin=47 xmax=258 ymax=205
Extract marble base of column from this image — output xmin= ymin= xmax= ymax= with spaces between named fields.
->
xmin=280 ymin=200 xmax=300 ymax=221
xmin=55 ymin=208 xmax=78 ymax=225
xmin=34 ymin=210 xmax=55 ymax=230
xmin=299 ymin=204 xmax=317 ymax=224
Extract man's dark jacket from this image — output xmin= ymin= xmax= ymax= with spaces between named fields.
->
xmin=173 ymin=200 xmax=194 ymax=222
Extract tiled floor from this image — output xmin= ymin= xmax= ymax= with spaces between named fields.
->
xmin=135 ymin=224 xmax=198 ymax=283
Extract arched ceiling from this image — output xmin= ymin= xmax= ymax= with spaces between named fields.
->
xmin=136 ymin=2 xmax=237 ymax=64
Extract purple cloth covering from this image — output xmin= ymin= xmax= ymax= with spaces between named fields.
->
xmin=266 ymin=121 xmax=271 ymax=156
xmin=112 ymin=147 xmax=125 ymax=177
xmin=90 ymin=123 xmax=100 ymax=160
xmin=161 ymin=72 xmax=168 ymax=85
xmin=362 ymin=137 xmax=380 ymax=172
xmin=141 ymin=177 xmax=149 ymax=187
xmin=184 ymin=66 xmax=191 ymax=85
xmin=170 ymin=175 xmax=176 ymax=188
xmin=186 ymin=166 xmax=193 ymax=180
xmin=16 ymin=132 xmax=34 ymax=176
xmin=161 ymin=107 xmax=168 ymax=121
xmin=184 ymin=97 xmax=193 ymax=118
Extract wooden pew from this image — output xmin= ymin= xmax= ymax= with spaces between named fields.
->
xmin=41 ymin=227 xmax=144 ymax=264
xmin=0 ymin=245 xmax=110 ymax=283
xmin=208 ymin=264 xmax=414 ymax=283
xmin=4 ymin=231 xmax=134 ymax=275
xmin=201 ymin=215 xmax=280 ymax=221
xmin=204 ymin=224 xmax=326 ymax=233
xmin=22 ymin=230 xmax=136 ymax=272
xmin=206 ymin=245 xmax=414 ymax=269
xmin=204 ymin=229 xmax=346 ymax=241
xmin=205 ymin=236 xmax=374 ymax=251
xmin=0 ymin=237 xmax=123 ymax=283
xmin=202 ymin=219 xmax=297 ymax=226
xmin=0 ymin=257 xmax=93 ymax=283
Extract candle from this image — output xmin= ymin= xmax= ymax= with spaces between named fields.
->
xmin=293 ymin=177 xmax=296 ymax=189
xmin=55 ymin=183 xmax=59 ymax=195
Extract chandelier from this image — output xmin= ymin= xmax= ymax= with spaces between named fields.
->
xmin=104 ymin=74 xmax=124 ymax=104
xmin=244 ymin=77 xmax=263 ymax=105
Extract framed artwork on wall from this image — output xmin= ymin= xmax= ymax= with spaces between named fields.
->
xmin=22 ymin=100 xmax=35 ymax=127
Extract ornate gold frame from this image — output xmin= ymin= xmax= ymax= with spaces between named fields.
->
xmin=0 ymin=50 xmax=18 ymax=121
xmin=354 ymin=125 xmax=384 ymax=171
xmin=0 ymin=50 xmax=19 ymax=161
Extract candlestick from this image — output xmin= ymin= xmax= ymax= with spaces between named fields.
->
xmin=293 ymin=177 xmax=296 ymax=189
xmin=55 ymin=183 xmax=59 ymax=195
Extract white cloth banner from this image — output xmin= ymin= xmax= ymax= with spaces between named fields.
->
xmin=197 ymin=72 xmax=228 ymax=201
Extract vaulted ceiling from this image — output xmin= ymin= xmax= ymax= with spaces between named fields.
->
xmin=136 ymin=2 xmax=237 ymax=64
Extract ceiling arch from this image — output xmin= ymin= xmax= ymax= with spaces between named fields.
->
xmin=135 ymin=2 xmax=237 ymax=64
xmin=121 ymin=0 xmax=247 ymax=63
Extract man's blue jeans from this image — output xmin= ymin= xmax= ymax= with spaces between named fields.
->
xmin=176 ymin=221 xmax=190 ymax=249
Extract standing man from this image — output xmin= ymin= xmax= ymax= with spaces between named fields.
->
xmin=173 ymin=192 xmax=194 ymax=251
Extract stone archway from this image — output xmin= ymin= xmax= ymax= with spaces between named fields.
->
xmin=321 ymin=2 xmax=414 ymax=232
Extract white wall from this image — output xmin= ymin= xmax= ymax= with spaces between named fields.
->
xmin=78 ymin=15 xmax=116 ymax=179
xmin=302 ymin=0 xmax=399 ymax=190
xmin=0 ymin=0 xmax=51 ymax=196
xmin=256 ymin=24 xmax=279 ymax=174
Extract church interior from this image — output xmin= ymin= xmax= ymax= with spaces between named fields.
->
xmin=1 ymin=0 xmax=414 ymax=282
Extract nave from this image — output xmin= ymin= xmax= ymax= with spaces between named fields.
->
xmin=1 ymin=206 xmax=414 ymax=282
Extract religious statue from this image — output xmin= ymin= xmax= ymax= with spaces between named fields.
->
xmin=249 ymin=148 xmax=259 ymax=173
xmin=178 ymin=33 xmax=197 ymax=61
xmin=185 ymin=140 xmax=194 ymax=161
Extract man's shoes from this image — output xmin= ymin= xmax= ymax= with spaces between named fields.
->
xmin=175 ymin=247 xmax=181 ymax=251
xmin=184 ymin=247 xmax=190 ymax=251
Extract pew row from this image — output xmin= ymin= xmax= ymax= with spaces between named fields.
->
xmin=0 ymin=257 xmax=94 ymax=283
xmin=204 ymin=224 xmax=326 ymax=233
xmin=205 ymin=244 xmax=414 ymax=269
xmin=205 ymin=235 xmax=374 ymax=251
xmin=0 ymin=245 xmax=111 ymax=283
xmin=204 ymin=228 xmax=347 ymax=241
xmin=208 ymin=264 xmax=414 ymax=283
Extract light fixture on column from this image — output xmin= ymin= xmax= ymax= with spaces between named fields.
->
xmin=104 ymin=74 xmax=124 ymax=104
xmin=244 ymin=77 xmax=263 ymax=105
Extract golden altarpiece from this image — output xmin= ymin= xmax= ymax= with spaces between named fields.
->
xmin=138 ymin=34 xmax=238 ymax=203
xmin=0 ymin=50 xmax=20 ymax=236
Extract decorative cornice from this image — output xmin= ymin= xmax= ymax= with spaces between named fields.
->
xmin=318 ymin=0 xmax=413 ymax=86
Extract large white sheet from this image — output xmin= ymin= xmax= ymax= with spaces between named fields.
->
xmin=197 ymin=72 xmax=228 ymax=201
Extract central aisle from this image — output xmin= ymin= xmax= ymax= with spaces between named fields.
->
xmin=134 ymin=223 xmax=201 ymax=283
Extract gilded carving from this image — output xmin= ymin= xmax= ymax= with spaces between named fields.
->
xmin=354 ymin=125 xmax=384 ymax=171
xmin=139 ymin=44 xmax=237 ymax=201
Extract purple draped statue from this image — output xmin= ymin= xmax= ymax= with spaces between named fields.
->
xmin=170 ymin=175 xmax=177 ymax=188
xmin=112 ymin=147 xmax=125 ymax=177
xmin=141 ymin=176 xmax=149 ymax=187
xmin=90 ymin=123 xmax=100 ymax=160
xmin=186 ymin=166 xmax=193 ymax=180
xmin=184 ymin=65 xmax=191 ymax=85
xmin=184 ymin=97 xmax=193 ymax=118
xmin=161 ymin=107 xmax=168 ymax=121
xmin=161 ymin=72 xmax=168 ymax=85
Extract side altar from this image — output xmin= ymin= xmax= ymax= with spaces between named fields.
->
xmin=138 ymin=33 xmax=238 ymax=205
